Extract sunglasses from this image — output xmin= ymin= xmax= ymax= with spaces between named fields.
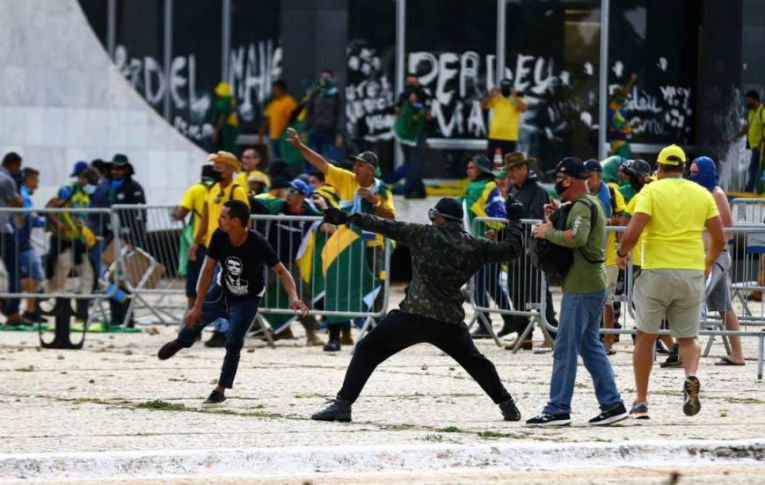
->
xmin=286 ymin=187 xmax=304 ymax=196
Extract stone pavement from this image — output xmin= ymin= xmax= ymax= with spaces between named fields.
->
xmin=1 ymin=284 xmax=765 ymax=482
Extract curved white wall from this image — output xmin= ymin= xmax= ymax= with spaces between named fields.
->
xmin=0 ymin=0 xmax=206 ymax=205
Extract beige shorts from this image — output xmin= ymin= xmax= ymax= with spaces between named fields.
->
xmin=633 ymin=269 xmax=705 ymax=338
xmin=605 ymin=265 xmax=619 ymax=304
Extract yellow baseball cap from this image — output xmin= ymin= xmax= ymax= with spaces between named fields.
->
xmin=657 ymin=144 xmax=687 ymax=166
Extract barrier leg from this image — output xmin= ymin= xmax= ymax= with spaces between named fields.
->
xmin=475 ymin=312 xmax=503 ymax=348
xmin=39 ymin=298 xmax=85 ymax=350
xmin=511 ymin=317 xmax=535 ymax=354
xmin=758 ymin=334 xmax=763 ymax=381
xmin=703 ymin=333 xmax=716 ymax=357
xmin=255 ymin=315 xmax=275 ymax=349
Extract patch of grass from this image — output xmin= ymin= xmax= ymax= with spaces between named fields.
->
xmin=135 ymin=400 xmax=186 ymax=411
xmin=14 ymin=365 xmax=34 ymax=372
xmin=436 ymin=426 xmax=463 ymax=433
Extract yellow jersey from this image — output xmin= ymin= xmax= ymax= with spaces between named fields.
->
xmin=178 ymin=184 xmax=208 ymax=238
xmin=486 ymin=95 xmax=524 ymax=141
xmin=201 ymin=181 xmax=250 ymax=246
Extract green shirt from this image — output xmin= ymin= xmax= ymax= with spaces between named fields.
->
xmin=545 ymin=194 xmax=607 ymax=294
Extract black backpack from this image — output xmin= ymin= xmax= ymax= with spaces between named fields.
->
xmin=530 ymin=198 xmax=604 ymax=285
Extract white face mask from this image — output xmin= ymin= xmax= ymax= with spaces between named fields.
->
xmin=83 ymin=184 xmax=97 ymax=195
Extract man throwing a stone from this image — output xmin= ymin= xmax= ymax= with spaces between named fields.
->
xmin=311 ymin=197 xmax=526 ymax=422
xmin=158 ymin=200 xmax=308 ymax=406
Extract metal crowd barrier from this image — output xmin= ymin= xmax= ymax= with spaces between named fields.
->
xmin=469 ymin=217 xmax=553 ymax=349
xmin=0 ymin=207 xmax=123 ymax=348
xmin=468 ymin=216 xmax=765 ymax=379
xmin=251 ymin=214 xmax=392 ymax=338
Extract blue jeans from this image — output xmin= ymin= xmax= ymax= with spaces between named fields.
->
xmin=177 ymin=283 xmax=260 ymax=388
xmin=1 ymin=232 xmax=20 ymax=316
xmin=746 ymin=148 xmax=761 ymax=193
xmin=402 ymin=137 xmax=426 ymax=197
xmin=544 ymin=290 xmax=621 ymax=414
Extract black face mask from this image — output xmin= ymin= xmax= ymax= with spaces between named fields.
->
xmin=500 ymin=87 xmax=511 ymax=97
xmin=628 ymin=175 xmax=643 ymax=192
xmin=554 ymin=181 xmax=567 ymax=196
xmin=210 ymin=171 xmax=223 ymax=183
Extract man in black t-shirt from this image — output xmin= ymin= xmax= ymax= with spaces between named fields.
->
xmin=158 ymin=200 xmax=308 ymax=406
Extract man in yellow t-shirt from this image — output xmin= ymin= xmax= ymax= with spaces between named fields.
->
xmin=482 ymin=79 xmax=528 ymax=159
xmin=618 ymin=144 xmax=725 ymax=420
xmin=235 ymin=147 xmax=270 ymax=192
xmin=733 ymin=90 xmax=764 ymax=192
xmin=191 ymin=151 xmax=251 ymax=348
xmin=259 ymin=80 xmax=298 ymax=160
xmin=173 ymin=164 xmax=215 ymax=307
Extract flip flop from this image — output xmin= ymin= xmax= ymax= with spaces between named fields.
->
xmin=714 ymin=356 xmax=745 ymax=366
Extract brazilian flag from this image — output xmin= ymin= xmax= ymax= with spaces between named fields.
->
xmin=321 ymin=224 xmax=381 ymax=324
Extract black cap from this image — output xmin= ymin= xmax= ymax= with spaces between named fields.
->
xmin=471 ymin=154 xmax=493 ymax=175
xmin=350 ymin=151 xmax=379 ymax=168
xmin=499 ymin=79 xmax=512 ymax=90
xmin=583 ymin=159 xmax=602 ymax=174
xmin=429 ymin=197 xmax=463 ymax=222
xmin=111 ymin=153 xmax=130 ymax=167
xmin=554 ymin=157 xmax=587 ymax=180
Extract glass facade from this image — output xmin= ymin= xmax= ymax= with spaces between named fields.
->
xmin=77 ymin=0 xmax=713 ymax=179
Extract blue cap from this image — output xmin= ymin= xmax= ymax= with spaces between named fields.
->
xmin=288 ymin=179 xmax=313 ymax=196
xmin=71 ymin=161 xmax=88 ymax=177
xmin=583 ymin=159 xmax=602 ymax=174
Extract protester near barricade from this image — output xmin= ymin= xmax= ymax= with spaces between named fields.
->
xmin=250 ymin=179 xmax=325 ymax=346
xmin=618 ymin=144 xmax=725 ymax=419
xmin=503 ymin=151 xmax=558 ymax=349
xmin=689 ymin=156 xmax=746 ymax=366
xmin=88 ymin=159 xmax=113 ymax=280
xmin=158 ymin=200 xmax=309 ymax=407
xmin=287 ymin=127 xmax=395 ymax=352
xmin=394 ymin=72 xmax=432 ymax=199
xmin=527 ymin=158 xmax=627 ymax=427
xmin=482 ymin=79 xmax=527 ymax=160
xmin=191 ymin=151 xmax=250 ymax=348
xmin=235 ymin=147 xmax=270 ymax=191
xmin=732 ymin=90 xmax=764 ymax=193
xmin=600 ymin=155 xmax=628 ymax=335
xmin=173 ymin=164 xmax=216 ymax=310
xmin=461 ymin=154 xmax=514 ymax=339
xmin=304 ymin=69 xmax=343 ymax=163
xmin=45 ymin=166 xmax=100 ymax=318
xmin=259 ymin=80 xmax=298 ymax=160
xmin=619 ymin=159 xmax=676 ymax=362
xmin=107 ymin=154 xmax=147 ymax=328
xmin=1 ymin=151 xmax=23 ymax=189
xmin=311 ymin=197 xmax=525 ymax=423
xmin=17 ymin=168 xmax=46 ymax=323
xmin=585 ymin=159 xmax=624 ymax=354
xmin=0 ymin=159 xmax=26 ymax=326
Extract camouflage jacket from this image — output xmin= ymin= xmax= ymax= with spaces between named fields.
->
xmin=349 ymin=214 xmax=524 ymax=324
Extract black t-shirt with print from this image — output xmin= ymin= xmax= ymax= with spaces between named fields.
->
xmin=207 ymin=229 xmax=280 ymax=299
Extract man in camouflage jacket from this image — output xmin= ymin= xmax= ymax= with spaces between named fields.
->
xmin=311 ymin=197 xmax=526 ymax=422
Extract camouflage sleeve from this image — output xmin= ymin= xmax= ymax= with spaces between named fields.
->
xmin=473 ymin=227 xmax=524 ymax=264
xmin=349 ymin=213 xmax=425 ymax=245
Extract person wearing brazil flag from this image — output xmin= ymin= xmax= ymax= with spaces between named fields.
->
xmin=286 ymin=127 xmax=395 ymax=352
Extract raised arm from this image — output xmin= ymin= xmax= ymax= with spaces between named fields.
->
xmin=323 ymin=208 xmax=422 ymax=245
xmin=286 ymin=127 xmax=329 ymax=174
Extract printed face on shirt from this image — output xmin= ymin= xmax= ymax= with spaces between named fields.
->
xmin=226 ymin=257 xmax=242 ymax=277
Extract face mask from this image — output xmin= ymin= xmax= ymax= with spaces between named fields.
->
xmin=210 ymin=171 xmax=223 ymax=183
xmin=628 ymin=175 xmax=643 ymax=192
xmin=500 ymin=87 xmax=511 ymax=97
xmin=554 ymin=181 xmax=567 ymax=196
xmin=83 ymin=184 xmax=97 ymax=195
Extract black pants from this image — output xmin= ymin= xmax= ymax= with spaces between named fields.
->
xmin=487 ymin=138 xmax=517 ymax=159
xmin=337 ymin=310 xmax=512 ymax=404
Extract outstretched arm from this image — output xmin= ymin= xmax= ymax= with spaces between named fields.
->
xmin=474 ymin=227 xmax=524 ymax=264
xmin=324 ymin=208 xmax=423 ymax=245
xmin=286 ymin=127 xmax=329 ymax=174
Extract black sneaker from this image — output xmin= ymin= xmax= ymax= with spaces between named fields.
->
xmin=588 ymin=402 xmax=628 ymax=426
xmin=323 ymin=339 xmax=341 ymax=352
xmin=656 ymin=340 xmax=669 ymax=354
xmin=629 ymin=402 xmax=650 ymax=420
xmin=204 ymin=331 xmax=226 ymax=348
xmin=499 ymin=397 xmax=521 ymax=421
xmin=660 ymin=351 xmax=681 ymax=368
xmin=22 ymin=311 xmax=46 ymax=323
xmin=157 ymin=340 xmax=183 ymax=360
xmin=311 ymin=396 xmax=352 ymax=422
xmin=683 ymin=375 xmax=701 ymax=416
xmin=525 ymin=412 xmax=571 ymax=427
xmin=202 ymin=390 xmax=226 ymax=407
xmin=470 ymin=327 xmax=492 ymax=339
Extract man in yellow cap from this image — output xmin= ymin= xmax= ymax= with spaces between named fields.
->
xmin=617 ymin=144 xmax=725 ymax=419
xmin=191 ymin=151 xmax=250 ymax=347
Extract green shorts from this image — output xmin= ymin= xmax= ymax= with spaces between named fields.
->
xmin=633 ymin=269 xmax=704 ymax=338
